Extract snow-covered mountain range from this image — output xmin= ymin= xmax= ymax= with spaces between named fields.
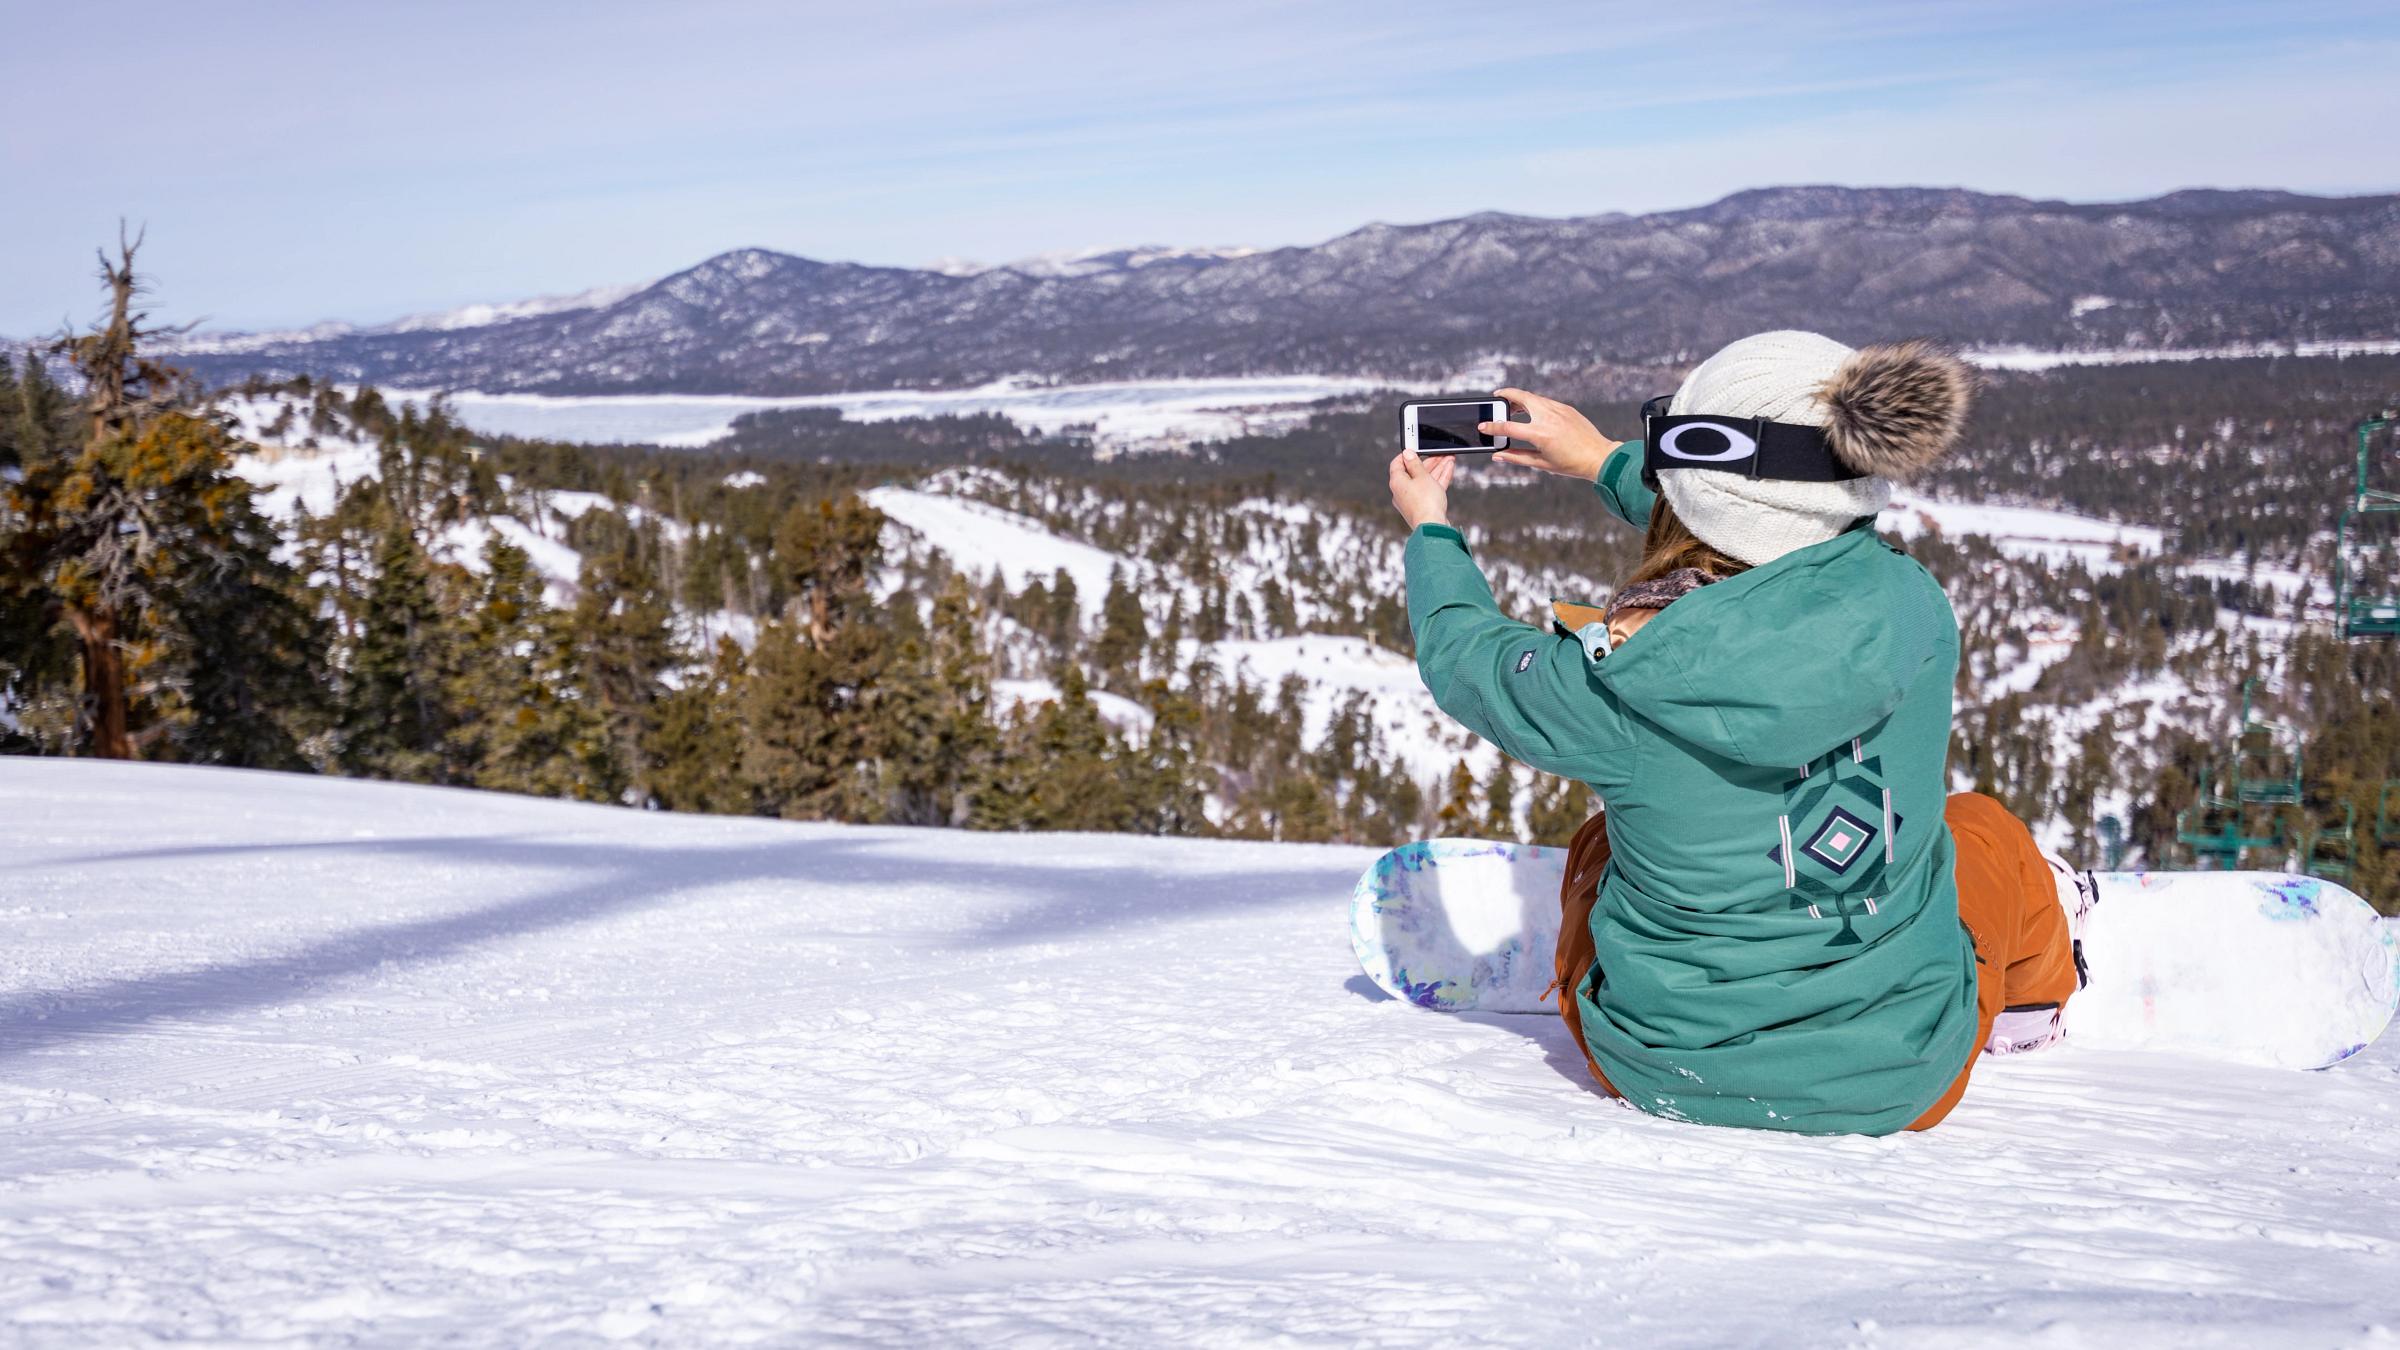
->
xmin=162 ymin=186 xmax=2400 ymax=396
xmin=165 ymin=281 xmax=653 ymax=356
xmin=930 ymin=243 xmax=1263 ymax=279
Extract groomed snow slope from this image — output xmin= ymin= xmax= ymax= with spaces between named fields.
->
xmin=3 ymin=762 xmax=2396 ymax=1345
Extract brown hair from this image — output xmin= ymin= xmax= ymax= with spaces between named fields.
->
xmin=1625 ymin=493 xmax=1750 ymax=589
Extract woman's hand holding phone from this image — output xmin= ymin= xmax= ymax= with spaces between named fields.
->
xmin=1387 ymin=450 xmax=1455 ymax=530
xmin=1484 ymin=388 xmax=1620 ymax=481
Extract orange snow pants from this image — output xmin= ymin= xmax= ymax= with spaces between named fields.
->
xmin=1550 ymin=791 xmax=2077 ymax=1130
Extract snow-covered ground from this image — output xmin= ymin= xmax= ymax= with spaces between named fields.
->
xmin=377 ymin=375 xmax=1388 ymax=451
xmin=1965 ymin=339 xmax=2400 ymax=370
xmin=1881 ymin=491 xmax=2164 ymax=569
xmin=222 ymin=400 xmax=385 ymax=520
xmin=990 ymin=678 xmax=1154 ymax=734
xmin=3 ymin=762 xmax=2395 ymax=1344
xmin=865 ymin=486 xmax=1133 ymax=621
xmin=1199 ymin=635 xmax=1479 ymax=785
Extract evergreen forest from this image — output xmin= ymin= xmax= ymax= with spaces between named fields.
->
xmin=6 ymin=250 xmax=2397 ymax=912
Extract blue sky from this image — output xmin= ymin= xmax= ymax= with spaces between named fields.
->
xmin=5 ymin=0 xmax=2397 ymax=333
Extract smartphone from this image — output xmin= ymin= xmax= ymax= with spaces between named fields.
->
xmin=1399 ymin=398 xmax=1510 ymax=455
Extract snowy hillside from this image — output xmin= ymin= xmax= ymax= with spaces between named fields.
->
xmin=215 ymin=383 xmax=2348 ymax=853
xmin=866 ymin=480 xmax=1500 ymax=789
xmin=224 ymin=391 xmax=740 ymax=630
xmin=2 ymin=761 xmax=2396 ymax=1343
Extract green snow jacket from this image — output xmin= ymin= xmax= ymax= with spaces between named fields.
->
xmin=1404 ymin=442 xmax=1978 ymax=1135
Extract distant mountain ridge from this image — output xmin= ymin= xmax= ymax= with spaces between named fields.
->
xmin=167 ymin=185 xmax=2400 ymax=396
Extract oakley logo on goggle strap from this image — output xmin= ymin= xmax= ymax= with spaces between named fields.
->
xmin=1639 ymin=394 xmax=1865 ymax=487
xmin=1655 ymin=420 xmax=1759 ymax=464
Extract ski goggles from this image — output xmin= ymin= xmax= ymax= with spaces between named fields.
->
xmin=1639 ymin=394 xmax=1866 ymax=491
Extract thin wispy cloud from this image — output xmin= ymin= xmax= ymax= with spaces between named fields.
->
xmin=4 ymin=0 xmax=2395 ymax=331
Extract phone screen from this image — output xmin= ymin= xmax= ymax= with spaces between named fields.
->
xmin=1414 ymin=401 xmax=1497 ymax=451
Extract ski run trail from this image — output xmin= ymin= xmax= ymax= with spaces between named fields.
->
xmin=2 ymin=761 xmax=2396 ymax=1348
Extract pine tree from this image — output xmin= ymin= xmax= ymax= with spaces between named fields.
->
xmin=853 ymin=591 xmax=960 ymax=826
xmin=646 ymin=635 xmax=754 ymax=815
xmin=1355 ymin=757 xmax=1427 ymax=842
xmin=1260 ymin=578 xmax=1298 ymax=636
xmin=1045 ymin=568 xmax=1081 ymax=650
xmin=922 ymin=575 xmax=1001 ymax=826
xmin=1482 ymin=758 xmax=1518 ymax=840
xmin=1261 ymin=770 xmax=1335 ymax=841
xmin=777 ymin=495 xmax=884 ymax=645
xmin=1195 ymin=584 xmax=1228 ymax=643
xmin=4 ymin=242 xmax=325 ymax=762
xmin=568 ymin=512 xmax=677 ymax=801
xmin=1129 ymin=679 xmax=1208 ymax=835
xmin=744 ymin=495 xmax=888 ymax=819
xmin=448 ymin=536 xmax=611 ymax=799
xmin=141 ymin=414 xmax=325 ymax=769
xmin=0 ymin=352 xmax=79 ymax=749
xmin=1436 ymin=758 xmax=1480 ymax=832
xmin=744 ymin=621 xmax=854 ymax=818
xmin=0 ymin=352 xmax=19 ymax=471
xmin=338 ymin=508 xmax=456 ymax=781
xmin=1155 ymin=593 xmax=1186 ymax=684
xmin=1092 ymin=565 xmax=1148 ymax=689
xmin=1013 ymin=664 xmax=1128 ymax=831
xmin=1528 ymin=775 xmax=1597 ymax=847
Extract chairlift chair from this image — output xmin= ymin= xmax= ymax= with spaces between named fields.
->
xmin=2230 ymin=720 xmax=2304 ymax=805
xmin=2175 ymin=802 xmax=2243 ymax=870
xmin=2296 ymin=802 xmax=2356 ymax=883
xmin=2177 ymin=797 xmax=2283 ymax=870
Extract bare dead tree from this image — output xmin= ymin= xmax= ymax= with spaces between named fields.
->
xmin=62 ymin=225 xmax=191 ymax=445
xmin=42 ymin=225 xmax=200 ymax=758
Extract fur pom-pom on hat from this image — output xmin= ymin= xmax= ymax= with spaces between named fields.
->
xmin=1819 ymin=340 xmax=1975 ymax=481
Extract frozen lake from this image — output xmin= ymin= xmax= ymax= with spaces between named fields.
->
xmin=380 ymin=375 xmax=1392 ymax=449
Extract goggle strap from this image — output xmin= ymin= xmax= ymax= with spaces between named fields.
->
xmin=1640 ymin=412 xmax=1866 ymax=487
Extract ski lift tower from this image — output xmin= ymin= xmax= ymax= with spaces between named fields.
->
xmin=2229 ymin=677 xmax=2303 ymax=807
xmin=2334 ymin=410 xmax=2400 ymax=638
xmin=2329 ymin=409 xmax=2400 ymax=887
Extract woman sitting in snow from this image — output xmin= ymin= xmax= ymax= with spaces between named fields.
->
xmin=1387 ymin=331 xmax=2088 ymax=1134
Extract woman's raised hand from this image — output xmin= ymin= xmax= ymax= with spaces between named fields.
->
xmin=1387 ymin=450 xmax=1455 ymax=530
xmin=1485 ymin=388 xmax=1619 ymax=481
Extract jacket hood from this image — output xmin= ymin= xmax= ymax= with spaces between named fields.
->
xmin=1593 ymin=529 xmax=1950 ymax=768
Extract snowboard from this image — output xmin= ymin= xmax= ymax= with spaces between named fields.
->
xmin=1349 ymin=839 xmax=2400 ymax=1070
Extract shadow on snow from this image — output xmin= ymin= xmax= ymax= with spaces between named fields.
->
xmin=0 ymin=826 xmax=1362 ymax=1064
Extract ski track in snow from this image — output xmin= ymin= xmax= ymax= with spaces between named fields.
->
xmin=2 ymin=762 xmax=2396 ymax=1345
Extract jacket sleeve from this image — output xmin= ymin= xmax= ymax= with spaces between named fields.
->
xmin=1593 ymin=440 xmax=1655 ymax=532
xmin=1405 ymin=523 xmax=1629 ymax=779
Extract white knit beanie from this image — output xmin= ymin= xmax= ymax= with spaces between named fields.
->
xmin=1660 ymin=330 xmax=1972 ymax=566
